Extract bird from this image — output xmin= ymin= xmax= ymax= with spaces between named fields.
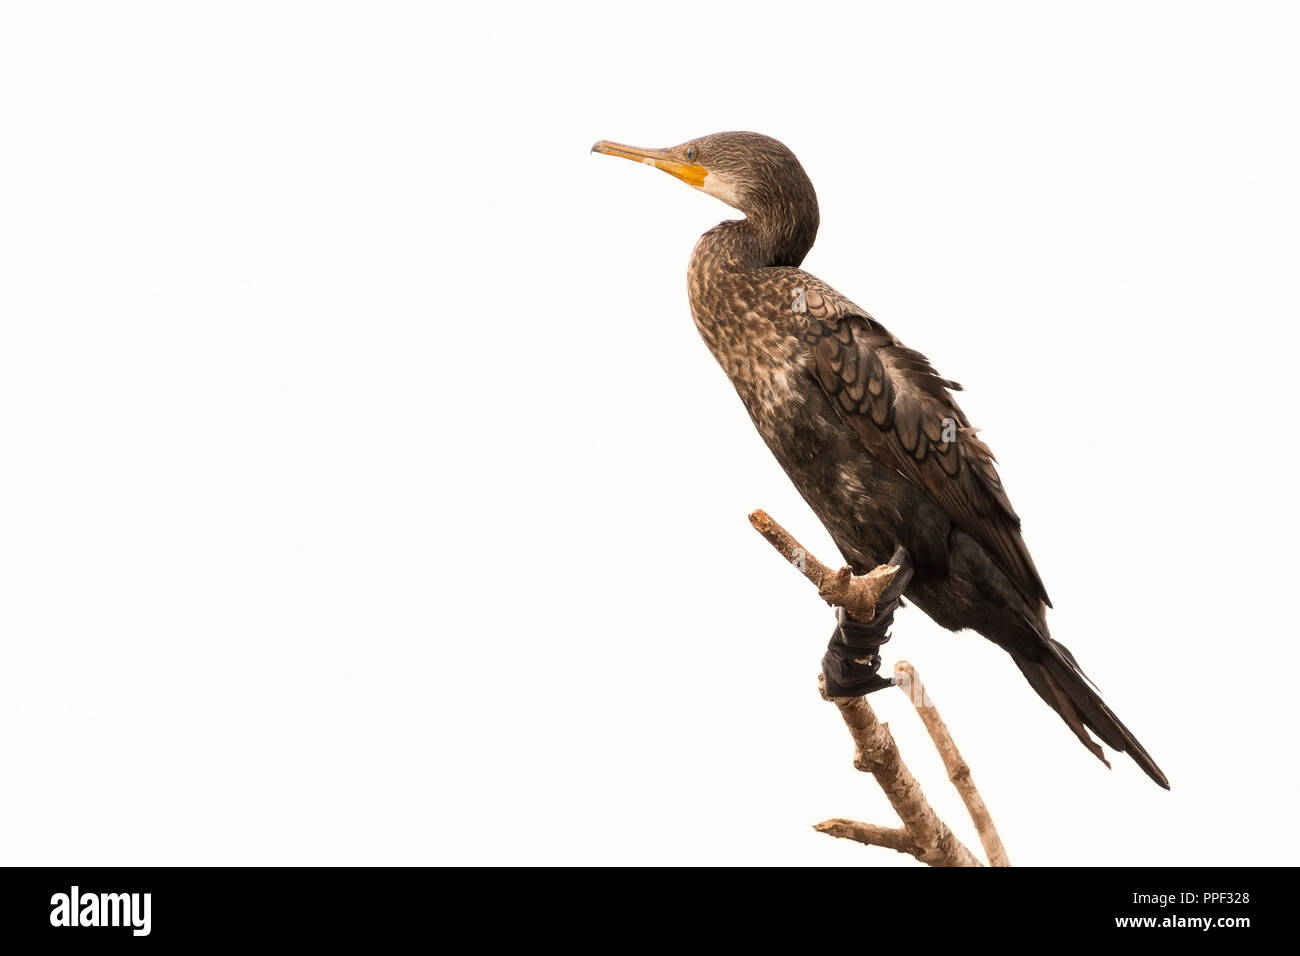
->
xmin=592 ymin=131 xmax=1169 ymax=789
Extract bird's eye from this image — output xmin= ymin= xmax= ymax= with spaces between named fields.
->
xmin=685 ymin=146 xmax=698 ymax=162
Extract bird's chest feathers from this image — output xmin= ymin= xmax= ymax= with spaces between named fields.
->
xmin=688 ymin=276 xmax=813 ymax=428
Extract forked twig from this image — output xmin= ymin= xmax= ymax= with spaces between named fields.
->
xmin=749 ymin=509 xmax=1007 ymax=867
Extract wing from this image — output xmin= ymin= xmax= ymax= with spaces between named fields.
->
xmin=800 ymin=308 xmax=1052 ymax=609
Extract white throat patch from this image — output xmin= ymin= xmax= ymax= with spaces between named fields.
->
xmin=699 ymin=171 xmax=741 ymax=209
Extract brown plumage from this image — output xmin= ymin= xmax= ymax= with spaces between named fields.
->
xmin=802 ymin=314 xmax=1050 ymax=610
xmin=593 ymin=131 xmax=1168 ymax=789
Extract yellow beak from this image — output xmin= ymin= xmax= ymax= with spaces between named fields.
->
xmin=591 ymin=140 xmax=708 ymax=189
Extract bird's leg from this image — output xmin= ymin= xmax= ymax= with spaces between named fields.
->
xmin=821 ymin=546 xmax=913 ymax=697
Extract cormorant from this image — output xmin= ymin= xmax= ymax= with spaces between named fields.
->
xmin=593 ymin=132 xmax=1168 ymax=789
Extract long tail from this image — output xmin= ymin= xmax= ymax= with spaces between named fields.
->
xmin=1013 ymin=633 xmax=1170 ymax=790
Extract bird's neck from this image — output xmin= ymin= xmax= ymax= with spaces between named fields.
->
xmin=693 ymin=209 xmax=818 ymax=272
xmin=687 ymin=207 xmax=819 ymax=374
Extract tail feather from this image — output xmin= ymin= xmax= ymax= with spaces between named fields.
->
xmin=1013 ymin=636 xmax=1170 ymax=790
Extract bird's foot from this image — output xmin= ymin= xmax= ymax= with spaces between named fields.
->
xmin=821 ymin=547 xmax=912 ymax=697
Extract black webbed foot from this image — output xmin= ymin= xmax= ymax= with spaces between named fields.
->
xmin=821 ymin=546 xmax=913 ymax=697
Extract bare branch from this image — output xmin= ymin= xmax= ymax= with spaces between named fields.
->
xmin=749 ymin=508 xmax=998 ymax=867
xmin=749 ymin=509 xmax=899 ymax=623
xmin=813 ymin=819 xmax=917 ymax=855
xmin=894 ymin=661 xmax=1010 ymax=867
xmin=821 ymin=675 xmax=983 ymax=867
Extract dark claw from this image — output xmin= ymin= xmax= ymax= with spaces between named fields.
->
xmin=820 ymin=548 xmax=913 ymax=697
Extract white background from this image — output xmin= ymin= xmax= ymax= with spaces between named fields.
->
xmin=1 ymin=2 xmax=1296 ymax=865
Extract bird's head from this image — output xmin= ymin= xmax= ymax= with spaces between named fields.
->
xmin=591 ymin=131 xmax=818 ymax=229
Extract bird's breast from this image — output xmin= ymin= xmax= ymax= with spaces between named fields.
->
xmin=690 ymin=303 xmax=811 ymax=433
xmin=687 ymin=266 xmax=818 ymax=427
